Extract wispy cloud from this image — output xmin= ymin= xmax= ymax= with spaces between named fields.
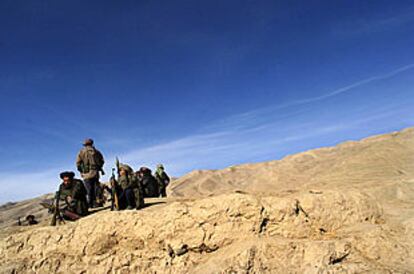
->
xmin=2 ymin=102 xmax=412 ymax=204
xmin=117 ymin=103 xmax=413 ymax=176
xmin=1 ymin=64 xmax=414 ymax=204
xmin=111 ymin=63 xmax=414 ymax=175
xmin=207 ymin=63 xmax=414 ymax=132
xmin=290 ymin=63 xmax=414 ymax=104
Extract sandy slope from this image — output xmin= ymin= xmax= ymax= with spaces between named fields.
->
xmin=169 ymin=127 xmax=414 ymax=199
xmin=0 ymin=127 xmax=413 ymax=273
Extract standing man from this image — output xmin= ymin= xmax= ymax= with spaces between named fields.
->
xmin=154 ymin=164 xmax=170 ymax=197
xmin=76 ymin=138 xmax=105 ymax=208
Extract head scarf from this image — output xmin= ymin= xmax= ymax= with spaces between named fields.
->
xmin=156 ymin=164 xmax=164 ymax=177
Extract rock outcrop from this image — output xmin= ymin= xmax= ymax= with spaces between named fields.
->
xmin=1 ymin=190 xmax=413 ymax=273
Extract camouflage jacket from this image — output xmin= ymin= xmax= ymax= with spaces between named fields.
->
xmin=118 ymin=175 xmax=133 ymax=190
xmin=58 ymin=179 xmax=88 ymax=216
xmin=118 ymin=174 xmax=142 ymax=190
xmin=155 ymin=171 xmax=170 ymax=187
xmin=117 ymin=174 xmax=145 ymax=208
xmin=76 ymin=146 xmax=104 ymax=180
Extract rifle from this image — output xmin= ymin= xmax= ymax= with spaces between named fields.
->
xmin=50 ymin=190 xmax=65 ymax=226
xmin=110 ymin=164 xmax=119 ymax=211
xmin=115 ymin=157 xmax=120 ymax=175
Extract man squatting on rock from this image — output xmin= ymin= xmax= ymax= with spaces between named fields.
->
xmin=57 ymin=171 xmax=89 ymax=219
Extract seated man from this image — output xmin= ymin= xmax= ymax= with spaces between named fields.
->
xmin=116 ymin=164 xmax=144 ymax=210
xmin=17 ymin=215 xmax=38 ymax=226
xmin=26 ymin=215 xmax=38 ymax=225
xmin=117 ymin=165 xmax=136 ymax=209
xmin=57 ymin=171 xmax=88 ymax=220
xmin=138 ymin=167 xmax=159 ymax=198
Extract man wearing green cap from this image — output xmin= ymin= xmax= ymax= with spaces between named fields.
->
xmin=154 ymin=164 xmax=170 ymax=197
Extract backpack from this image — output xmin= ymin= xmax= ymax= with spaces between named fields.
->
xmin=82 ymin=146 xmax=104 ymax=171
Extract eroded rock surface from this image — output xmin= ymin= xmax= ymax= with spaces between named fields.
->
xmin=1 ymin=190 xmax=412 ymax=273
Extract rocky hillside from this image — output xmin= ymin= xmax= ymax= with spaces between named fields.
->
xmin=0 ymin=194 xmax=53 ymax=230
xmin=1 ymin=127 xmax=413 ymax=273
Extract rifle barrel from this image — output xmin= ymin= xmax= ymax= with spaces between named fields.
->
xmin=50 ymin=190 xmax=60 ymax=226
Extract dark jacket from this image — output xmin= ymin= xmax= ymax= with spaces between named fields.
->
xmin=141 ymin=174 xmax=159 ymax=198
xmin=76 ymin=146 xmax=105 ymax=180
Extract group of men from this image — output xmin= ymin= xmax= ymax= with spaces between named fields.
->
xmin=54 ymin=138 xmax=170 ymax=222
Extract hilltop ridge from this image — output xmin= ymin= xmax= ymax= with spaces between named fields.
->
xmin=169 ymin=127 xmax=414 ymax=199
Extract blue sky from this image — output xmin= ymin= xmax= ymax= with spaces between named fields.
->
xmin=0 ymin=1 xmax=414 ymax=203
